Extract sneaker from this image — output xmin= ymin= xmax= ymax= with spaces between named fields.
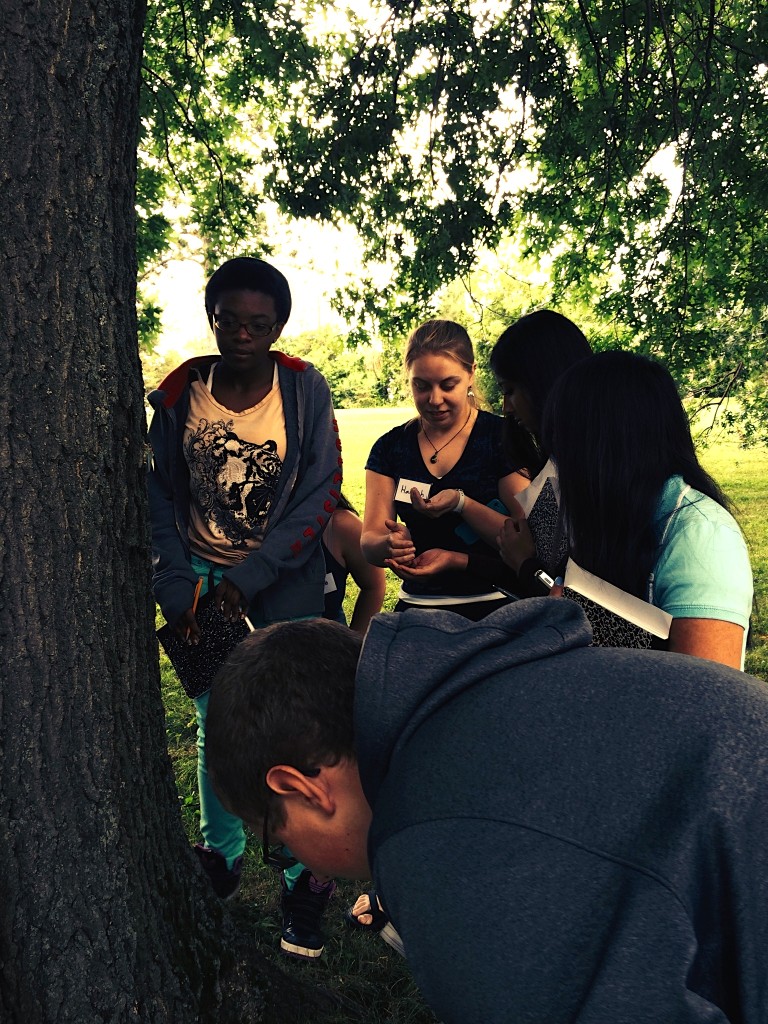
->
xmin=193 ymin=843 xmax=242 ymax=901
xmin=280 ymin=869 xmax=336 ymax=959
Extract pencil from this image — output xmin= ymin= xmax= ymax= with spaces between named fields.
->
xmin=186 ymin=577 xmax=204 ymax=640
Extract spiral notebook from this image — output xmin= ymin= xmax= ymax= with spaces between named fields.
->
xmin=157 ymin=592 xmax=254 ymax=699
xmin=563 ymin=559 xmax=672 ymax=650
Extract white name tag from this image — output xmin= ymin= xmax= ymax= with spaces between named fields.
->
xmin=396 ymin=477 xmax=432 ymax=503
xmin=324 ymin=571 xmax=337 ymax=595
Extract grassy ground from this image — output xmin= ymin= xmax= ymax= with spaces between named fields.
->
xmin=160 ymin=408 xmax=767 ymax=1022
xmin=697 ymin=439 xmax=768 ymax=679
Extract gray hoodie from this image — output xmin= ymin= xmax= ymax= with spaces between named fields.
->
xmin=357 ymin=599 xmax=768 ymax=1024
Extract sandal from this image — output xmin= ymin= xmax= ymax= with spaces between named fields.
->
xmin=344 ymin=890 xmax=389 ymax=932
xmin=346 ymin=890 xmax=406 ymax=957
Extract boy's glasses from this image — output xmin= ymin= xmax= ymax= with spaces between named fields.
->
xmin=213 ymin=315 xmax=279 ymax=338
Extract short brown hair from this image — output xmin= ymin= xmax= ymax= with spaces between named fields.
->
xmin=206 ymin=619 xmax=363 ymax=828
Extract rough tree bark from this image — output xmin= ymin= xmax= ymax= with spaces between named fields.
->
xmin=0 ymin=2 xmax=327 ymax=1021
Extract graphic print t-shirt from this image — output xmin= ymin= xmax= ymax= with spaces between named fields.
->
xmin=184 ymin=363 xmax=286 ymax=565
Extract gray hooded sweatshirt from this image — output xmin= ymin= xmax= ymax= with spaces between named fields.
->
xmin=356 ymin=599 xmax=768 ymax=1024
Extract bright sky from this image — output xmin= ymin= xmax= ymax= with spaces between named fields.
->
xmin=146 ymin=212 xmax=368 ymax=356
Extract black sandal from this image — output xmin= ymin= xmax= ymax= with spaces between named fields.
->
xmin=345 ymin=890 xmax=389 ymax=932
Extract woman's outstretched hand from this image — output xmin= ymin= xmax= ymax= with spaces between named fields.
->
xmin=386 ymin=548 xmax=468 ymax=579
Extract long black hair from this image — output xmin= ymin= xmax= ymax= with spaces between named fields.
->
xmin=489 ymin=310 xmax=592 ymax=476
xmin=542 ymin=350 xmax=729 ymax=596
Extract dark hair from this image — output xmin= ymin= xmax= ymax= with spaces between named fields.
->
xmin=205 ymin=619 xmax=362 ymax=827
xmin=204 ymin=256 xmax=292 ymax=325
xmin=404 ymin=319 xmax=481 ymax=408
xmin=334 ymin=491 xmax=358 ymax=516
xmin=542 ymin=350 xmax=729 ymax=596
xmin=490 ymin=310 xmax=592 ymax=474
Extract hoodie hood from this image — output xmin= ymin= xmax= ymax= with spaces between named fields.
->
xmin=147 ymin=350 xmax=309 ymax=411
xmin=355 ymin=598 xmax=592 ymax=804
xmin=148 ymin=354 xmax=218 ymax=410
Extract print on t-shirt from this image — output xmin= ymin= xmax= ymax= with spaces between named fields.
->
xmin=186 ymin=417 xmax=282 ymax=548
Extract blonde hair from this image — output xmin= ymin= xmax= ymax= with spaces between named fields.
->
xmin=404 ymin=319 xmax=480 ymax=407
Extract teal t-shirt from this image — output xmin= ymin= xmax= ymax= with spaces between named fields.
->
xmin=648 ymin=476 xmax=752 ymax=631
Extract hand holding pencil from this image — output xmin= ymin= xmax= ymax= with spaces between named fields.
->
xmin=172 ymin=577 xmax=203 ymax=646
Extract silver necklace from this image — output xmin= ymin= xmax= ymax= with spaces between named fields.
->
xmin=421 ymin=408 xmax=472 ymax=465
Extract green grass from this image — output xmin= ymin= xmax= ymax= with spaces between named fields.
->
xmin=336 ymin=406 xmax=411 ymax=615
xmin=699 ymin=439 xmax=768 ymax=679
xmin=160 ymin=410 xmax=767 ymax=1021
xmin=335 ymin=406 xmax=411 ymax=516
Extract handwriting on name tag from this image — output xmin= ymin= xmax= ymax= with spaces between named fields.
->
xmin=396 ymin=477 xmax=432 ymax=503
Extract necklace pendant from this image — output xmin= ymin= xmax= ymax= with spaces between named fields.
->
xmin=430 ymin=453 xmax=438 ymax=464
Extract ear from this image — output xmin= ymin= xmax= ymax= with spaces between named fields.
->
xmin=272 ymin=323 xmax=285 ymax=342
xmin=265 ymin=765 xmax=334 ymax=814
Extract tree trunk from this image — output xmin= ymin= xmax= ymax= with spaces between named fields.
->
xmin=0 ymin=3 xmax=325 ymax=1020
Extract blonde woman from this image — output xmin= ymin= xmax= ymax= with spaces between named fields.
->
xmin=361 ymin=319 xmax=527 ymax=620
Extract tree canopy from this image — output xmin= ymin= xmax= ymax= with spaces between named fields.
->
xmin=139 ymin=0 xmax=768 ymax=433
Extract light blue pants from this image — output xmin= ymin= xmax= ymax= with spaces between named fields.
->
xmin=190 ymin=555 xmax=305 ymax=887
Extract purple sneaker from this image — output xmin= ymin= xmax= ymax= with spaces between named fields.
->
xmin=193 ymin=843 xmax=242 ymax=901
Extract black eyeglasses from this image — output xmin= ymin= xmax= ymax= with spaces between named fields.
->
xmin=261 ymin=767 xmax=320 ymax=871
xmin=213 ymin=315 xmax=279 ymax=339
